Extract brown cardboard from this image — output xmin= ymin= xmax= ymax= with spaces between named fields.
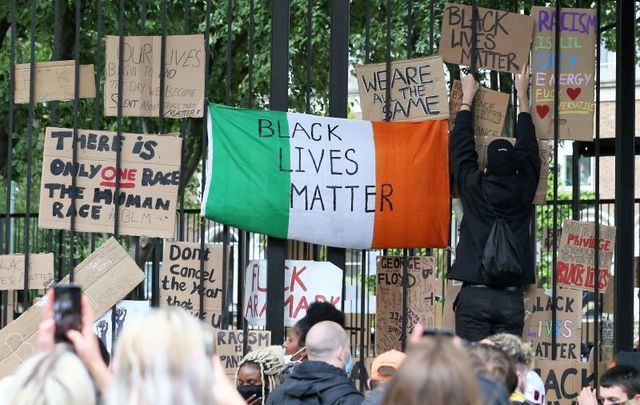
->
xmin=439 ymin=3 xmax=534 ymax=74
xmin=449 ymin=80 xmax=510 ymax=137
xmin=535 ymin=359 xmax=594 ymax=404
xmin=531 ymin=7 xmax=596 ymax=141
xmin=160 ymin=241 xmax=225 ymax=328
xmin=104 ymin=35 xmax=205 ymax=118
xmin=0 ymin=237 xmax=145 ymax=377
xmin=556 ymin=220 xmax=616 ymax=292
xmin=215 ymin=330 xmax=271 ymax=379
xmin=474 ymin=136 xmax=551 ymax=204
xmin=441 ymin=281 xmax=461 ymax=332
xmin=523 ymin=287 xmax=582 ymax=360
xmin=0 ymin=254 xmax=54 ymax=291
xmin=375 ymin=256 xmax=436 ymax=353
xmin=355 ymin=56 xmax=449 ymax=121
xmin=14 ymin=61 xmax=95 ymax=104
xmin=38 ymin=127 xmax=182 ymax=238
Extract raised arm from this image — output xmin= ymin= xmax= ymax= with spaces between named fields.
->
xmin=450 ymin=75 xmax=480 ymax=195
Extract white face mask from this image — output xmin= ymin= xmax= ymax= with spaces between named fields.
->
xmin=284 ymin=347 xmax=306 ymax=365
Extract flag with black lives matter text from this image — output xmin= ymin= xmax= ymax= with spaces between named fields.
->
xmin=201 ymin=104 xmax=450 ymax=249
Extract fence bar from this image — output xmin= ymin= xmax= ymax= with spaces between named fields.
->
xmin=69 ymin=0 xmax=82 ymax=279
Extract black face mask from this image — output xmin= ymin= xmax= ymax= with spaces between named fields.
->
xmin=237 ymin=384 xmax=264 ymax=401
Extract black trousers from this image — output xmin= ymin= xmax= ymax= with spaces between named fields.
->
xmin=454 ymin=285 xmax=524 ymax=342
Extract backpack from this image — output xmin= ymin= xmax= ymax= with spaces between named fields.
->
xmin=480 ymin=188 xmax=523 ymax=287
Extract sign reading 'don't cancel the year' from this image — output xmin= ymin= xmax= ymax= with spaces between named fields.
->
xmin=38 ymin=127 xmax=181 ymax=238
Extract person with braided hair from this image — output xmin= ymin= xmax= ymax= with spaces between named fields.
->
xmin=236 ymin=345 xmax=286 ymax=405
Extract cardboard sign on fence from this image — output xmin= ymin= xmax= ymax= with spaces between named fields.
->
xmin=0 ymin=254 xmax=54 ymax=291
xmin=0 ymin=237 xmax=145 ymax=377
xmin=355 ymin=56 xmax=449 ymax=121
xmin=14 ymin=61 xmax=96 ymax=104
xmin=557 ymin=220 xmax=616 ymax=292
xmin=104 ymin=34 xmax=205 ymax=118
xmin=215 ymin=330 xmax=271 ymax=379
xmin=375 ymin=256 xmax=437 ymax=353
xmin=38 ymin=127 xmax=181 ymax=238
xmin=449 ymin=80 xmax=510 ymax=137
xmin=535 ymin=359 xmax=594 ymax=405
xmin=160 ymin=241 xmax=225 ymax=328
xmin=523 ymin=287 xmax=582 ymax=360
xmin=531 ymin=7 xmax=597 ymax=141
xmin=439 ymin=3 xmax=534 ymax=74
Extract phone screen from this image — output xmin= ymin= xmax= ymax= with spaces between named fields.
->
xmin=53 ymin=284 xmax=82 ymax=343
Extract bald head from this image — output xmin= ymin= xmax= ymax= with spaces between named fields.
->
xmin=306 ymin=321 xmax=350 ymax=369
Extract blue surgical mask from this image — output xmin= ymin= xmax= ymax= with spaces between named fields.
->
xmin=344 ymin=352 xmax=353 ymax=375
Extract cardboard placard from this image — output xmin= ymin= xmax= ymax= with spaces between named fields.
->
xmin=523 ymin=287 xmax=582 ymax=360
xmin=215 ymin=330 xmax=271 ymax=378
xmin=535 ymin=359 xmax=594 ymax=404
xmin=244 ymin=260 xmax=342 ymax=327
xmin=95 ymin=300 xmax=150 ymax=353
xmin=355 ymin=56 xmax=449 ymax=121
xmin=474 ymin=136 xmax=551 ymax=204
xmin=449 ymin=80 xmax=510 ymax=137
xmin=0 ymin=254 xmax=54 ymax=291
xmin=601 ymin=317 xmax=614 ymax=363
xmin=104 ymin=34 xmax=205 ymax=118
xmin=441 ymin=281 xmax=462 ymax=332
xmin=160 ymin=241 xmax=225 ymax=328
xmin=531 ymin=7 xmax=596 ymax=141
xmin=0 ymin=237 xmax=145 ymax=377
xmin=375 ymin=256 xmax=437 ymax=353
xmin=14 ymin=61 xmax=96 ymax=104
xmin=557 ymin=220 xmax=616 ymax=292
xmin=439 ymin=3 xmax=534 ymax=74
xmin=38 ymin=127 xmax=181 ymax=238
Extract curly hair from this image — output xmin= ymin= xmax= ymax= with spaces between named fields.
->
xmin=294 ymin=302 xmax=345 ymax=346
xmin=235 ymin=345 xmax=285 ymax=405
xmin=486 ymin=333 xmax=535 ymax=368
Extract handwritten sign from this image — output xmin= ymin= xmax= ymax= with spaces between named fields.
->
xmin=215 ymin=330 xmax=271 ymax=378
xmin=531 ymin=7 xmax=596 ymax=141
xmin=355 ymin=56 xmax=449 ymax=121
xmin=38 ymin=127 xmax=181 ymax=238
xmin=14 ymin=61 xmax=95 ymax=104
xmin=523 ymin=287 xmax=582 ymax=360
xmin=104 ymin=35 xmax=205 ymax=118
xmin=94 ymin=300 xmax=150 ymax=353
xmin=244 ymin=260 xmax=342 ymax=327
xmin=160 ymin=241 xmax=225 ymax=328
xmin=375 ymin=256 xmax=436 ymax=353
xmin=0 ymin=237 xmax=144 ymax=377
xmin=473 ymin=136 xmax=550 ymax=204
xmin=0 ymin=254 xmax=54 ymax=291
xmin=557 ymin=220 xmax=616 ymax=292
xmin=535 ymin=359 xmax=594 ymax=405
xmin=439 ymin=3 xmax=534 ymax=74
xmin=449 ymin=80 xmax=509 ymax=137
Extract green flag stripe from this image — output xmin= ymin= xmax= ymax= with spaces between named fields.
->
xmin=203 ymin=104 xmax=290 ymax=238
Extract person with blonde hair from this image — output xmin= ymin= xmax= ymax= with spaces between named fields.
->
xmin=381 ymin=336 xmax=483 ymax=405
xmin=0 ymin=346 xmax=97 ymax=405
xmin=235 ymin=345 xmax=285 ymax=404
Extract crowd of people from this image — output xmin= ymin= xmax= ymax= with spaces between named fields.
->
xmin=1 ymin=296 xmax=639 ymax=405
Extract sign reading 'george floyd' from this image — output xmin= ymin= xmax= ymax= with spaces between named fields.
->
xmin=160 ymin=241 xmax=225 ymax=328
xmin=355 ymin=56 xmax=449 ymax=122
xmin=439 ymin=3 xmax=534 ymax=74
xmin=38 ymin=127 xmax=181 ymax=238
xmin=531 ymin=7 xmax=596 ymax=141
xmin=104 ymin=35 xmax=205 ymax=118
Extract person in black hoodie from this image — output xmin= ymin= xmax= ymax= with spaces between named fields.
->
xmin=267 ymin=321 xmax=363 ymax=405
xmin=449 ymin=66 xmax=540 ymax=342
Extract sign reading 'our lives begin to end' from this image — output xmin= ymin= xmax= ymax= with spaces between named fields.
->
xmin=38 ymin=127 xmax=181 ymax=238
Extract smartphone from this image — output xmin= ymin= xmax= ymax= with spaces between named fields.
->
xmin=422 ymin=328 xmax=455 ymax=337
xmin=53 ymin=284 xmax=82 ymax=343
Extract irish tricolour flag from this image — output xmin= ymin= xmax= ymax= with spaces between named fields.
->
xmin=201 ymin=104 xmax=450 ymax=249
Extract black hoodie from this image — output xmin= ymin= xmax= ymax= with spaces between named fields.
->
xmin=267 ymin=360 xmax=364 ymax=405
xmin=449 ymin=110 xmax=540 ymax=286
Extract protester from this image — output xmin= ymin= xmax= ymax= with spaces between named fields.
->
xmin=578 ymin=365 xmax=640 ymax=405
xmin=363 ymin=349 xmax=407 ymax=405
xmin=0 ymin=346 xmax=98 ymax=405
xmin=236 ymin=345 xmax=286 ymax=405
xmin=268 ymin=320 xmax=363 ymax=405
xmin=449 ymin=66 xmax=540 ymax=342
xmin=381 ymin=335 xmax=482 ymax=405
xmin=468 ymin=344 xmax=518 ymax=405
